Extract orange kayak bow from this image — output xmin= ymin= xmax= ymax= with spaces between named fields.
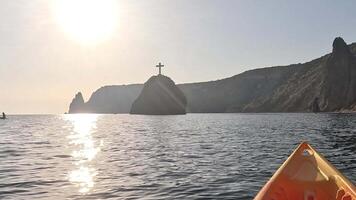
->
xmin=254 ymin=142 xmax=356 ymax=200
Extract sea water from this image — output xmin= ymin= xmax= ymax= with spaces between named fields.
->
xmin=0 ymin=113 xmax=355 ymax=199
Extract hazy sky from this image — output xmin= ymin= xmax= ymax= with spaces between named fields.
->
xmin=1 ymin=0 xmax=356 ymax=114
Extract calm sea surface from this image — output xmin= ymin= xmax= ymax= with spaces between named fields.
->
xmin=0 ymin=114 xmax=355 ymax=199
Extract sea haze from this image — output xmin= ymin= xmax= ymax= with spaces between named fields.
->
xmin=0 ymin=114 xmax=355 ymax=199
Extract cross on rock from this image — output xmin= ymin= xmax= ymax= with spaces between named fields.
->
xmin=156 ymin=62 xmax=164 ymax=75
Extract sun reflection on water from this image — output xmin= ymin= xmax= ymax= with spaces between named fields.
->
xmin=64 ymin=114 xmax=102 ymax=194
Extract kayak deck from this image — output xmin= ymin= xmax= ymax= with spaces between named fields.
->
xmin=254 ymin=142 xmax=356 ymax=200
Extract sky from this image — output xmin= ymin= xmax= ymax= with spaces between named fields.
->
xmin=0 ymin=0 xmax=356 ymax=114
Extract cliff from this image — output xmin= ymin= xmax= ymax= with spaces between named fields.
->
xmin=239 ymin=37 xmax=356 ymax=112
xmin=68 ymin=37 xmax=356 ymax=113
xmin=68 ymin=92 xmax=86 ymax=113
xmin=68 ymin=85 xmax=142 ymax=114
xmin=319 ymin=37 xmax=356 ymax=111
xmin=79 ymin=84 xmax=142 ymax=114
xmin=130 ymin=75 xmax=187 ymax=115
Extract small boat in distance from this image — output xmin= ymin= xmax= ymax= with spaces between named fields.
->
xmin=254 ymin=142 xmax=356 ymax=200
xmin=0 ymin=112 xmax=6 ymax=119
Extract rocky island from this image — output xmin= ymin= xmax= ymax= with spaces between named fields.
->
xmin=68 ymin=37 xmax=356 ymax=113
xmin=130 ymin=75 xmax=187 ymax=115
xmin=68 ymin=92 xmax=86 ymax=113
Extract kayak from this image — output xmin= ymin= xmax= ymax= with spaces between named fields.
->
xmin=254 ymin=142 xmax=356 ymax=200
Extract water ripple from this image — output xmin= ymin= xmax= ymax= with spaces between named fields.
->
xmin=0 ymin=113 xmax=355 ymax=199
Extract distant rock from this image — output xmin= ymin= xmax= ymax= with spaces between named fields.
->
xmin=238 ymin=37 xmax=356 ymax=112
xmin=67 ymin=85 xmax=143 ymax=114
xmin=86 ymin=85 xmax=143 ymax=113
xmin=68 ymin=92 xmax=86 ymax=113
xmin=130 ymin=75 xmax=187 ymax=115
xmin=332 ymin=37 xmax=350 ymax=56
xmin=319 ymin=37 xmax=356 ymax=111
xmin=68 ymin=37 xmax=356 ymax=113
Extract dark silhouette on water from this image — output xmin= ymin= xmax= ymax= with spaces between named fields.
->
xmin=68 ymin=37 xmax=356 ymax=114
xmin=68 ymin=92 xmax=86 ymax=113
xmin=1 ymin=112 xmax=6 ymax=119
xmin=130 ymin=63 xmax=187 ymax=115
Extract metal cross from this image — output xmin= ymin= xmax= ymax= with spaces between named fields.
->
xmin=156 ymin=62 xmax=164 ymax=75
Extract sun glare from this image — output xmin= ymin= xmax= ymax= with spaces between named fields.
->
xmin=52 ymin=0 xmax=119 ymax=45
xmin=64 ymin=114 xmax=102 ymax=193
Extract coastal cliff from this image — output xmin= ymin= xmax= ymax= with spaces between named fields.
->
xmin=84 ymin=84 xmax=142 ymax=113
xmin=68 ymin=37 xmax=356 ymax=113
xmin=320 ymin=37 xmax=356 ymax=111
xmin=130 ymin=75 xmax=187 ymax=115
xmin=68 ymin=92 xmax=86 ymax=113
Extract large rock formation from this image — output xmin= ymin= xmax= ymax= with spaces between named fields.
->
xmin=68 ymin=37 xmax=356 ymax=113
xmin=238 ymin=37 xmax=356 ymax=112
xmin=319 ymin=37 xmax=356 ymax=111
xmin=180 ymin=37 xmax=356 ymax=113
xmin=68 ymin=85 xmax=143 ymax=114
xmin=130 ymin=75 xmax=187 ymax=115
xmin=68 ymin=92 xmax=86 ymax=113
xmin=85 ymin=85 xmax=142 ymax=113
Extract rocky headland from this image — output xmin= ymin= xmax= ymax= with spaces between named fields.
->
xmin=68 ymin=37 xmax=356 ymax=113
xmin=130 ymin=75 xmax=187 ymax=115
xmin=68 ymin=92 xmax=86 ymax=113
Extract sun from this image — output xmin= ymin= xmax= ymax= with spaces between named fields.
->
xmin=52 ymin=0 xmax=119 ymax=45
